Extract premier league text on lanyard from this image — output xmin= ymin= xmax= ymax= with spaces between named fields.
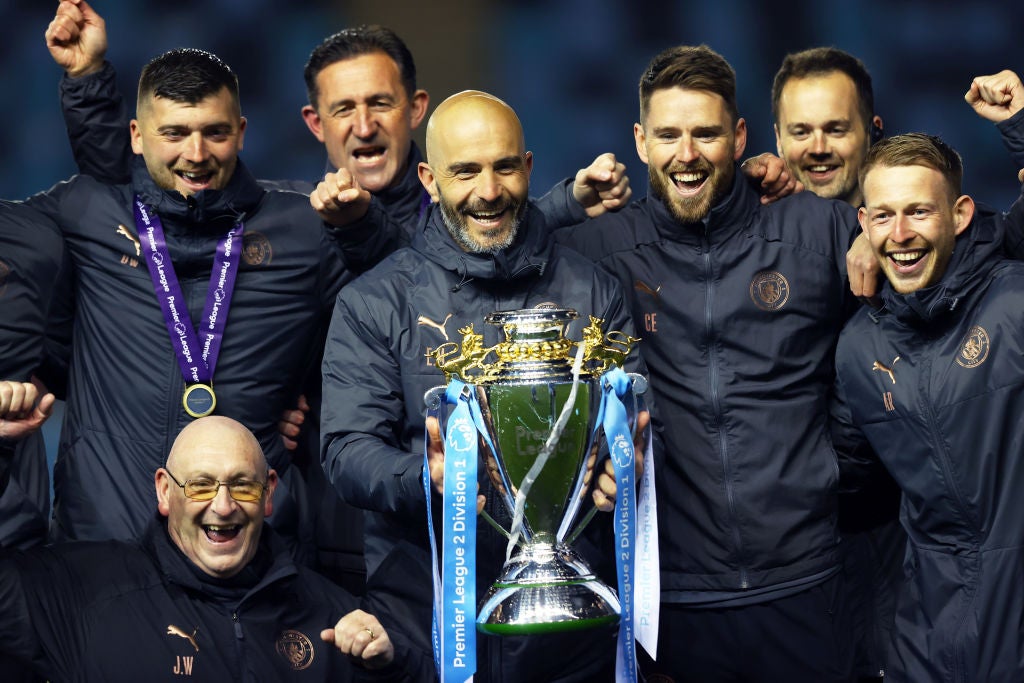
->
xmin=134 ymin=196 xmax=243 ymax=418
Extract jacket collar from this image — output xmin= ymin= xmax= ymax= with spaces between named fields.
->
xmin=375 ymin=142 xmax=429 ymax=221
xmin=131 ymin=156 xmax=265 ymax=231
xmin=879 ymin=204 xmax=1005 ymax=327
xmin=413 ymin=200 xmax=553 ymax=287
xmin=144 ymin=516 xmax=297 ymax=601
xmin=641 ymin=163 xmax=757 ymax=246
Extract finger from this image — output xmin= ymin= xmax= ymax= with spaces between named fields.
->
xmin=592 ymin=482 xmax=614 ymax=512
xmin=310 ymin=189 xmax=327 ymax=213
xmin=477 ymin=494 xmax=486 ymax=515
xmin=78 ymin=0 xmax=104 ymax=24
xmin=297 ymin=394 xmax=311 ymax=412
xmin=281 ymin=436 xmax=298 ymax=451
xmin=8 ymin=383 xmax=30 ymax=418
xmin=425 ymin=415 xmax=445 ymax=493
xmin=964 ymin=81 xmax=982 ymax=106
xmin=35 ymin=394 xmax=56 ymax=421
xmin=1018 ymin=167 xmax=1024 ymax=184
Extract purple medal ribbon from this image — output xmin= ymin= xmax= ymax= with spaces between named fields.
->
xmin=134 ymin=196 xmax=242 ymax=394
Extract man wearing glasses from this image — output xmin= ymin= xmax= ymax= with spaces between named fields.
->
xmin=0 ymin=385 xmax=431 ymax=682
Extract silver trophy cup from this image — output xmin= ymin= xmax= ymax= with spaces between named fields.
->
xmin=427 ymin=307 xmax=642 ymax=635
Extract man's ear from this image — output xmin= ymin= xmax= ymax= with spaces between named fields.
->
xmin=409 ymin=89 xmax=430 ymax=130
xmin=633 ymin=123 xmax=649 ymax=165
xmin=732 ymin=118 xmax=748 ymax=160
xmin=237 ymin=117 xmax=246 ymax=152
xmin=953 ymin=195 xmax=975 ymax=236
xmin=155 ymin=468 xmax=172 ymax=517
xmin=263 ymin=469 xmax=279 ymax=518
xmin=130 ymin=119 xmax=144 ymax=155
xmin=774 ymin=123 xmax=783 ymax=158
xmin=301 ymin=105 xmax=327 ymax=143
xmin=418 ymin=162 xmax=439 ymax=202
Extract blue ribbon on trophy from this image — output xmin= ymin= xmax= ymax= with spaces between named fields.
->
xmin=424 ymin=379 xmax=496 ymax=683
xmin=596 ymin=367 xmax=639 ymax=683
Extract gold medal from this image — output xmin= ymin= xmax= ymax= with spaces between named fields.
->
xmin=183 ymin=383 xmax=217 ymax=418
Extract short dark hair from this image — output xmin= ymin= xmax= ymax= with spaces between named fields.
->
xmin=860 ymin=133 xmax=964 ymax=198
xmin=303 ymin=25 xmax=417 ymax=110
xmin=771 ymin=47 xmax=874 ymax=131
xmin=138 ymin=48 xmax=239 ymax=110
xmin=639 ymin=44 xmax=738 ymax=125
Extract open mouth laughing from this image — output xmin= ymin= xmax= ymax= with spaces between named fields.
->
xmin=670 ymin=169 xmax=709 ymax=195
xmin=203 ymin=523 xmax=242 ymax=543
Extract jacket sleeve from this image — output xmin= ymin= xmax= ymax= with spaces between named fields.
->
xmin=0 ymin=547 xmax=82 ymax=680
xmin=60 ymin=61 xmax=133 ymax=184
xmin=321 ymin=286 xmax=426 ymax=517
xmin=323 ymin=197 xmax=411 ymax=275
xmin=829 ymin=371 xmax=883 ymax=495
xmin=533 ymin=178 xmax=589 ymax=231
xmin=829 ymin=201 xmax=865 ymax=322
xmin=0 ymin=201 xmax=65 ymax=382
xmin=996 ymin=110 xmax=1024 ymax=259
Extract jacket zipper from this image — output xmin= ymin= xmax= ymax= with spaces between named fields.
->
xmin=702 ymin=229 xmax=748 ymax=588
xmin=918 ymin=352 xmax=977 ymax=683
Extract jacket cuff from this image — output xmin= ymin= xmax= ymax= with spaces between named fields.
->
xmin=997 ymin=107 xmax=1024 ymax=170
xmin=60 ymin=59 xmax=116 ymax=93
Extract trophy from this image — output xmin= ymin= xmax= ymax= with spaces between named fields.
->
xmin=426 ymin=307 xmax=643 ymax=636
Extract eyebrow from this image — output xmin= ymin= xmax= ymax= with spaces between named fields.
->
xmin=325 ymin=92 xmax=399 ymax=108
xmin=786 ymin=118 xmax=853 ymax=130
xmin=446 ymin=156 xmax=524 ymax=173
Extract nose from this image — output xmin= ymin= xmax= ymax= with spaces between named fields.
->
xmin=183 ymin=132 xmax=209 ymax=163
xmin=352 ymin=106 xmax=377 ymax=139
xmin=209 ymin=483 xmax=238 ymax=516
xmin=676 ymin=136 xmax=699 ymax=165
xmin=475 ymin=169 xmax=501 ymax=203
xmin=890 ymin=213 xmax=915 ymax=243
xmin=809 ymin=131 xmax=829 ymax=156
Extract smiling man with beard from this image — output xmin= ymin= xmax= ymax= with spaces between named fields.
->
xmin=0 ymin=407 xmax=431 ymax=682
xmin=555 ymin=44 xmax=866 ymax=682
xmin=320 ymin=90 xmax=641 ymax=682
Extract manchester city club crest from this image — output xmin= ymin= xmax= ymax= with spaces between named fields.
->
xmin=749 ymin=270 xmax=790 ymax=311
xmin=275 ymin=630 xmax=315 ymax=671
xmin=956 ymin=325 xmax=990 ymax=369
xmin=242 ymin=232 xmax=273 ymax=266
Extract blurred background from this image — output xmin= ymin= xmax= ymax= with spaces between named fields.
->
xmin=3 ymin=0 xmax=1022 ymax=477
xmin=4 ymin=0 xmax=1023 ymax=208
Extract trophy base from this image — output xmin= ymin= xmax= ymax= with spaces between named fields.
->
xmin=476 ymin=543 xmax=620 ymax=635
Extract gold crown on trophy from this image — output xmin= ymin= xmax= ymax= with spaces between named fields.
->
xmin=431 ymin=312 xmax=639 ymax=384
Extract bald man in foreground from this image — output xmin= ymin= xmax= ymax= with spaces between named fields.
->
xmin=0 ymin=391 xmax=430 ymax=682
xmin=321 ymin=91 xmax=640 ymax=682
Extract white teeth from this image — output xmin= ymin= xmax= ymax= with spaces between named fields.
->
xmin=671 ymin=172 xmax=704 ymax=183
xmin=205 ymin=524 xmax=238 ymax=531
xmin=808 ymin=165 xmax=832 ymax=173
xmin=891 ymin=251 xmax=924 ymax=263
